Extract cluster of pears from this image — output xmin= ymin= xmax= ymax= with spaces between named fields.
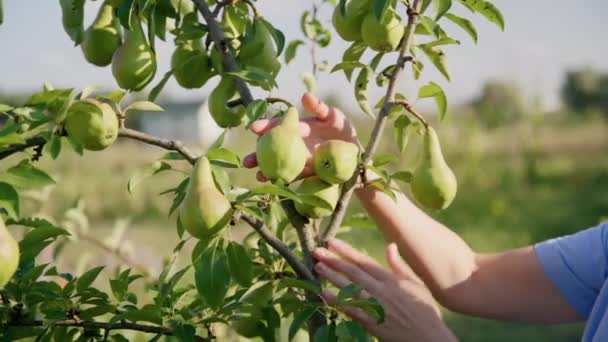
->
xmin=255 ymin=108 xmax=359 ymax=218
xmin=76 ymin=1 xmax=157 ymax=91
xmin=332 ymin=0 xmax=404 ymax=52
xmin=0 ymin=219 xmax=20 ymax=289
xmin=179 ymin=157 xmax=233 ymax=240
xmin=65 ymin=98 xmax=119 ymax=151
xmin=410 ymin=126 xmax=458 ymax=210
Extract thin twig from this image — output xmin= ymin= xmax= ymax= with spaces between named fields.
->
xmin=240 ymin=213 xmax=315 ymax=282
xmin=7 ymin=319 xmax=211 ymax=341
xmin=392 ymin=99 xmax=429 ymax=127
xmin=211 ymin=0 xmax=234 ymax=17
xmin=226 ymin=97 xmax=295 ymax=108
xmin=321 ymin=0 xmax=423 ymax=243
xmin=118 ymin=127 xmax=197 ymax=165
xmin=0 ymin=136 xmax=46 ymax=161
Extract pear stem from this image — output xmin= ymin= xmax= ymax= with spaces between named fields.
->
xmin=321 ymin=0 xmax=424 ymax=243
xmin=392 ymin=99 xmax=429 ymax=127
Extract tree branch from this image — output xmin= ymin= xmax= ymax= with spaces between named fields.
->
xmin=7 ymin=319 xmax=211 ymax=341
xmin=192 ymin=0 xmax=254 ymax=105
xmin=393 ymin=99 xmax=429 ymax=127
xmin=0 ymin=136 xmax=46 ymax=161
xmin=320 ymin=0 xmax=423 ymax=243
xmin=240 ymin=213 xmax=315 ymax=282
xmin=118 ymin=128 xmax=197 ymax=165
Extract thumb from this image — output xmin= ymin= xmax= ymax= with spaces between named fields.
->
xmin=386 ymin=243 xmax=421 ymax=282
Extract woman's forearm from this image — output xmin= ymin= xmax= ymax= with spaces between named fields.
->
xmin=355 ymin=184 xmax=477 ymax=302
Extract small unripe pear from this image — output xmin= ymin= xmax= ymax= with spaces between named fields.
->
xmin=180 ymin=157 xmax=233 ymax=239
xmin=208 ymin=77 xmax=246 ymax=128
xmin=111 ymin=15 xmax=157 ymax=91
xmin=171 ymin=40 xmax=213 ymax=89
xmin=361 ymin=11 xmax=404 ymax=52
xmin=65 ymin=99 xmax=119 ymax=151
xmin=410 ymin=126 xmax=457 ymax=210
xmin=332 ymin=0 xmax=373 ymax=41
xmin=81 ymin=1 xmax=122 ymax=67
xmin=0 ymin=219 xmax=19 ymax=289
xmin=294 ymin=177 xmax=340 ymax=218
xmin=256 ymin=108 xmax=307 ymax=184
xmin=313 ymin=140 xmax=359 ymax=184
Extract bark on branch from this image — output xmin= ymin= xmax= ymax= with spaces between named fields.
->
xmin=118 ymin=128 xmax=197 ymax=165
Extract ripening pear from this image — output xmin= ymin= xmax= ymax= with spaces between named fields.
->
xmin=410 ymin=126 xmax=457 ymax=211
xmin=0 ymin=219 xmax=19 ymax=289
xmin=239 ymin=18 xmax=281 ymax=80
xmin=294 ymin=177 xmax=340 ymax=218
xmin=332 ymin=0 xmax=372 ymax=41
xmin=81 ymin=1 xmax=122 ymax=67
xmin=111 ymin=15 xmax=157 ymax=91
xmin=180 ymin=157 xmax=233 ymax=239
xmin=361 ymin=11 xmax=404 ymax=52
xmin=313 ymin=140 xmax=359 ymax=184
xmin=208 ymin=77 xmax=246 ymax=128
xmin=65 ymin=99 xmax=119 ymax=151
xmin=171 ymin=40 xmax=213 ymax=89
xmin=256 ymin=107 xmax=307 ymax=184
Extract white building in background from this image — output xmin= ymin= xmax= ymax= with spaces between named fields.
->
xmin=138 ymin=100 xmax=224 ymax=150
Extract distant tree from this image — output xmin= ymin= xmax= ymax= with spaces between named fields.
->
xmin=472 ymin=80 xmax=526 ymax=128
xmin=561 ymin=67 xmax=608 ymax=116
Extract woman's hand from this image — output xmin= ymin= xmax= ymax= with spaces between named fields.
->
xmin=242 ymin=93 xmax=358 ymax=181
xmin=313 ymin=239 xmax=457 ymax=342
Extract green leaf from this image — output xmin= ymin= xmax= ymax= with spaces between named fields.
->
xmin=289 ymin=307 xmax=317 ymax=340
xmin=162 ymin=151 xmax=184 ymax=160
xmin=0 ymin=182 xmax=19 ymax=219
xmin=412 ymin=60 xmax=424 ymax=80
xmin=227 ymin=67 xmax=277 ymax=90
xmin=226 ymin=241 xmax=253 ymax=287
xmin=445 ymin=13 xmax=478 ymax=43
xmin=392 ymin=170 xmax=413 ymax=183
xmin=194 ymin=243 xmax=231 ymax=309
xmin=422 ymin=37 xmax=460 ymax=49
xmin=420 ymin=46 xmax=451 ymax=81
xmin=105 ymin=90 xmax=127 ymax=104
xmin=336 ymin=321 xmax=367 ymax=342
xmin=331 ymin=61 xmax=367 ymax=74
xmin=354 ymin=67 xmax=374 ymax=118
xmin=45 ymin=135 xmax=62 ymax=160
xmin=341 ymin=41 xmax=367 ymax=81
xmin=149 ymin=70 xmax=173 ymax=102
xmin=432 ymin=0 xmax=452 ymax=20
xmin=0 ymin=133 xmax=25 ymax=147
xmin=245 ymin=99 xmax=268 ymax=123
xmin=342 ymin=213 xmax=376 ymax=229
xmin=207 ymin=148 xmax=241 ymax=169
xmin=125 ymin=101 xmax=164 ymax=113
xmin=77 ymin=266 xmax=105 ymax=292
xmin=373 ymin=153 xmax=399 ymax=167
xmin=251 ymin=184 xmax=300 ymax=202
xmin=418 ymin=81 xmax=447 ymax=120
xmin=285 ymin=40 xmax=305 ymax=64
xmin=114 ymin=304 xmax=163 ymax=325
xmin=59 ymin=0 xmax=85 ymax=44
xmin=0 ymin=104 xmax=13 ymax=113
xmin=127 ymin=161 xmax=172 ymax=193
xmin=373 ymin=0 xmax=391 ymax=21
xmin=393 ymin=114 xmax=411 ymax=153
xmin=0 ymin=162 xmax=55 ymax=189
xmin=261 ymin=18 xmax=286 ymax=56
xmin=478 ymin=0 xmax=505 ymax=30
xmin=277 ymin=278 xmax=321 ymax=295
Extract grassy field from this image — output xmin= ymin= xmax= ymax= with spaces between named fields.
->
xmin=5 ymin=114 xmax=607 ymax=341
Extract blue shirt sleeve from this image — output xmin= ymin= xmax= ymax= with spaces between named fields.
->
xmin=534 ymin=223 xmax=608 ymax=318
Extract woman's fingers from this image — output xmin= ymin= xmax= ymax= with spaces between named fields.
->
xmin=386 ymin=243 xmax=421 ymax=282
xmin=313 ymin=247 xmax=381 ymax=292
xmin=326 ymin=239 xmax=393 ymax=281
xmin=250 ymin=116 xmax=311 ymax=137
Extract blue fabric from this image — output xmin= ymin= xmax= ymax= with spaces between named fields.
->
xmin=535 ymin=223 xmax=608 ymax=342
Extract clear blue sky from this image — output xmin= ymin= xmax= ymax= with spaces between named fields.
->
xmin=1 ymin=0 xmax=607 ymax=112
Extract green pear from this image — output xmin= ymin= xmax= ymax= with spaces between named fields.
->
xmin=313 ymin=140 xmax=359 ymax=184
xmin=238 ymin=18 xmax=281 ymax=80
xmin=81 ymin=1 xmax=122 ymax=67
xmin=111 ymin=15 xmax=157 ymax=91
xmin=361 ymin=11 xmax=404 ymax=52
xmin=0 ymin=219 xmax=19 ymax=289
xmin=294 ymin=177 xmax=340 ymax=218
xmin=65 ymin=99 xmax=119 ymax=151
xmin=332 ymin=0 xmax=373 ymax=41
xmin=171 ymin=39 xmax=213 ymax=89
xmin=410 ymin=126 xmax=457 ymax=210
xmin=180 ymin=157 xmax=233 ymax=239
xmin=256 ymin=107 xmax=307 ymax=184
xmin=208 ymin=77 xmax=246 ymax=128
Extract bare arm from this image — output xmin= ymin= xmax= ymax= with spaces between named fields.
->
xmin=355 ymin=183 xmax=582 ymax=323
